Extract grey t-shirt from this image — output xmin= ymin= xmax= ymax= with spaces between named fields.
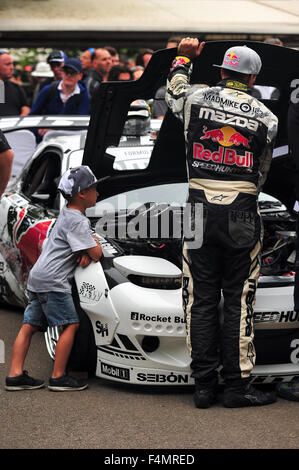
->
xmin=27 ymin=205 xmax=97 ymax=293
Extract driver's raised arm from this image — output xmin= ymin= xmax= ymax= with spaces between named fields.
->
xmin=165 ymin=38 xmax=205 ymax=120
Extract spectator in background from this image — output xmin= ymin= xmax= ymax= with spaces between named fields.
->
xmin=10 ymin=66 xmax=26 ymax=86
xmin=0 ymin=51 xmax=30 ymax=116
xmin=30 ymin=58 xmax=90 ymax=141
xmin=124 ymin=55 xmax=135 ymax=69
xmin=0 ymin=129 xmax=14 ymax=197
xmin=39 ymin=50 xmax=66 ymax=91
xmin=108 ymin=65 xmax=132 ymax=81
xmin=31 ymin=62 xmax=54 ymax=104
xmin=84 ymin=48 xmax=113 ymax=98
xmin=104 ymin=46 xmax=120 ymax=66
xmin=153 ymin=37 xmax=182 ymax=119
xmin=254 ymin=37 xmax=283 ymax=100
xmin=135 ymin=48 xmax=154 ymax=69
xmin=264 ymin=37 xmax=283 ymax=46
xmin=80 ymin=48 xmax=94 ymax=80
xmin=165 ymin=36 xmax=183 ymax=49
xmin=131 ymin=65 xmax=144 ymax=80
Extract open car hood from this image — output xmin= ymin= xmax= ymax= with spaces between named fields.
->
xmin=82 ymin=41 xmax=299 ymax=213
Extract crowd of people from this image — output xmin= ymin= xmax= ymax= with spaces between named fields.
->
xmin=0 ymin=44 xmax=160 ymax=119
xmin=0 ymin=36 xmax=285 ymax=124
xmin=0 ymin=38 xmax=190 ymax=129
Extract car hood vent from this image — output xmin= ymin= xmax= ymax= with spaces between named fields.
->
xmin=113 ymin=255 xmax=182 ymax=278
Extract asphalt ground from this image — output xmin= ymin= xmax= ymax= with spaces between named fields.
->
xmin=0 ymin=305 xmax=299 ymax=453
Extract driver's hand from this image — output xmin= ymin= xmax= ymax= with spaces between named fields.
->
xmin=177 ymin=38 xmax=205 ymax=59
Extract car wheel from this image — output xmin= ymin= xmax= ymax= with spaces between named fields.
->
xmin=44 ymin=290 xmax=97 ymax=377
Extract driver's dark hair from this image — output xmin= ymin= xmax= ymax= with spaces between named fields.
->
xmin=222 ymin=69 xmax=251 ymax=82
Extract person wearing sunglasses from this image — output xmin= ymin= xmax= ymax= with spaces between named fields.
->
xmin=39 ymin=50 xmax=66 ymax=92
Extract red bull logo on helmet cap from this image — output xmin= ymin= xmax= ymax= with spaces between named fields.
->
xmin=224 ymin=52 xmax=240 ymax=67
xmin=213 ymin=46 xmax=262 ymax=75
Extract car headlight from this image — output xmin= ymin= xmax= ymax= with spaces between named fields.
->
xmin=128 ymin=274 xmax=182 ymax=290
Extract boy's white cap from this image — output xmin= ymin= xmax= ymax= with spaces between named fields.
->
xmin=213 ymin=46 xmax=262 ymax=75
xmin=58 ymin=165 xmax=100 ymax=198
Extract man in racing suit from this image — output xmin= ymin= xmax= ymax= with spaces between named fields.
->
xmin=165 ymin=38 xmax=278 ymax=408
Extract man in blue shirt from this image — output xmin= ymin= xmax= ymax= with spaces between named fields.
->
xmin=30 ymin=58 xmax=90 ymax=141
xmin=31 ymin=58 xmax=89 ymax=115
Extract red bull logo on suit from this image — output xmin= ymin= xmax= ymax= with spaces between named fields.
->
xmin=193 ymin=142 xmax=253 ymax=169
xmin=200 ymin=125 xmax=252 ymax=148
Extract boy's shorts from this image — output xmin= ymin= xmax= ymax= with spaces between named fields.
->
xmin=23 ymin=291 xmax=79 ymax=331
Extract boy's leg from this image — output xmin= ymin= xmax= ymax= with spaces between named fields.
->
xmin=45 ymin=292 xmax=88 ymax=391
xmin=8 ymin=323 xmax=39 ymax=377
xmin=6 ymin=320 xmax=45 ymax=390
xmin=51 ymin=323 xmax=79 ymax=378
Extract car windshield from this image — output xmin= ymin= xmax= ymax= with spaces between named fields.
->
xmin=86 ymin=183 xmax=282 ymax=217
xmin=86 ymin=182 xmax=189 ymax=217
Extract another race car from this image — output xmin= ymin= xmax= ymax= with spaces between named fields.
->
xmin=0 ymin=41 xmax=299 ymax=386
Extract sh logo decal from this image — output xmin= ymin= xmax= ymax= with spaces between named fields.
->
xmin=96 ymin=320 xmax=109 ymax=337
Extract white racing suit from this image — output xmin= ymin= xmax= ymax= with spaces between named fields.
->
xmin=165 ymin=57 xmax=278 ymax=387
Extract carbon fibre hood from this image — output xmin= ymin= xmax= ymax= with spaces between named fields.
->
xmin=82 ymin=40 xmax=299 ymax=213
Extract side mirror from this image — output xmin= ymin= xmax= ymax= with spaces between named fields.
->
xmin=31 ymin=193 xmax=51 ymax=202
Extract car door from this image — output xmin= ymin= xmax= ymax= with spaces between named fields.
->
xmin=0 ymin=150 xmax=61 ymax=296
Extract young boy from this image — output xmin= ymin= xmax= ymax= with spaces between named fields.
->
xmin=5 ymin=165 xmax=102 ymax=392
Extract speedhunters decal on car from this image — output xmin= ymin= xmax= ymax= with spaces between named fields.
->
xmin=254 ymin=311 xmax=299 ymax=323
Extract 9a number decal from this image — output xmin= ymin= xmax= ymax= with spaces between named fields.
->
xmin=290 ymin=339 xmax=299 ymax=364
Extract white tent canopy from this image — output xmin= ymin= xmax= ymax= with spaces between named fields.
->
xmin=0 ymin=0 xmax=299 ymax=34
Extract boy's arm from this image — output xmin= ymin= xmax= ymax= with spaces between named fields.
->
xmin=75 ymin=235 xmax=102 ymax=267
xmin=85 ymin=234 xmax=103 ymax=262
xmin=76 ymin=252 xmax=92 ymax=267
xmin=86 ymin=244 xmax=102 ymax=262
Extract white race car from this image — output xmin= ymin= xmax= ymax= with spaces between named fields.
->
xmin=0 ymin=41 xmax=299 ymax=385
